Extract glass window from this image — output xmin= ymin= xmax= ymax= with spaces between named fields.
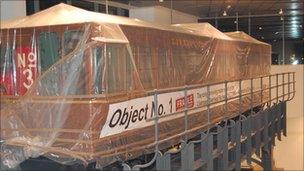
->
xmin=71 ymin=0 xmax=94 ymax=11
xmin=157 ymin=48 xmax=174 ymax=88
xmin=108 ymin=6 xmax=118 ymax=15
xmin=39 ymin=0 xmax=67 ymax=10
xmin=120 ymin=8 xmax=129 ymax=17
xmin=0 ymin=44 xmax=7 ymax=70
xmin=126 ymin=51 xmax=134 ymax=91
xmin=39 ymin=32 xmax=60 ymax=72
xmin=98 ymin=4 xmax=106 ymax=13
xmin=106 ymin=44 xmax=136 ymax=94
xmin=26 ymin=0 xmax=35 ymax=15
xmin=0 ymin=42 xmax=14 ymax=95
xmin=137 ymin=46 xmax=153 ymax=90
xmin=107 ymin=44 xmax=125 ymax=93
xmin=140 ymin=46 xmax=152 ymax=69
xmin=63 ymin=29 xmax=84 ymax=55
xmin=158 ymin=48 xmax=171 ymax=67
xmin=92 ymin=47 xmax=105 ymax=94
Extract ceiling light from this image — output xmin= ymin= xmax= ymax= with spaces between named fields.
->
xmin=275 ymin=32 xmax=279 ymax=34
xmin=279 ymin=9 xmax=283 ymax=15
xmin=259 ymin=26 xmax=262 ymax=30
xmin=292 ymin=60 xmax=298 ymax=65
xmin=223 ymin=11 xmax=227 ymax=16
xmin=291 ymin=27 xmax=298 ymax=31
xmin=227 ymin=5 xmax=231 ymax=9
xmin=159 ymin=0 xmax=164 ymax=2
xmin=291 ymin=20 xmax=299 ymax=24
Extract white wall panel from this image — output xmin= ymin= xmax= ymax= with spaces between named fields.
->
xmin=0 ymin=0 xmax=26 ymax=21
xmin=130 ymin=6 xmax=198 ymax=25
xmin=271 ymin=64 xmax=304 ymax=171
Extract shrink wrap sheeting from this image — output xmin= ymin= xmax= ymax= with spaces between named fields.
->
xmin=0 ymin=3 xmax=271 ymax=168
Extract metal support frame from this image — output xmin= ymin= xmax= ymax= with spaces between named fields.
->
xmin=262 ymin=143 xmax=273 ymax=171
xmin=106 ymin=72 xmax=295 ymax=171
xmin=105 ymin=0 xmax=109 ymax=14
xmin=248 ymin=12 xmax=251 ymax=35
xmin=282 ymin=15 xmax=285 ymax=64
xmin=236 ymin=12 xmax=239 ymax=31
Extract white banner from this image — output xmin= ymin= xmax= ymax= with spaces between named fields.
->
xmin=100 ymin=82 xmax=257 ymax=138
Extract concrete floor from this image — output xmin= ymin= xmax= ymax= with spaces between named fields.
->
xmin=273 ymin=117 xmax=303 ymax=170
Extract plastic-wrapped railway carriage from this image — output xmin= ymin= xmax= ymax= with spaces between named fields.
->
xmin=0 ymin=4 xmax=271 ymax=168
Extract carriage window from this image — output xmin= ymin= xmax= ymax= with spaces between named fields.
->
xmin=126 ymin=50 xmax=134 ymax=91
xmin=63 ymin=30 xmax=84 ymax=55
xmin=107 ymin=44 xmax=124 ymax=93
xmin=0 ymin=45 xmax=6 ymax=66
xmin=158 ymin=48 xmax=171 ymax=67
xmin=106 ymin=44 xmax=135 ymax=94
xmin=0 ymin=44 xmax=14 ymax=95
xmin=92 ymin=47 xmax=105 ymax=94
xmin=137 ymin=46 xmax=153 ymax=90
xmin=0 ymin=44 xmax=13 ymax=75
xmin=39 ymin=32 xmax=60 ymax=72
xmin=157 ymin=48 xmax=174 ymax=88
xmin=140 ymin=46 xmax=152 ymax=70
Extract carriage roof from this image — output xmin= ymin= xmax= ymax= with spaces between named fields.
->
xmin=225 ymin=31 xmax=269 ymax=45
xmin=1 ymin=3 xmax=269 ymax=46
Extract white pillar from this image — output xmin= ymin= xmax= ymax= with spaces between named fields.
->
xmin=130 ymin=6 xmax=198 ymax=25
xmin=0 ymin=0 xmax=26 ymax=21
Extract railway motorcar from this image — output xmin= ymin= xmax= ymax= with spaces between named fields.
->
xmin=0 ymin=4 xmax=271 ymax=168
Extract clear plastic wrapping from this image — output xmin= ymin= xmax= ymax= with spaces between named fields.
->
xmin=0 ymin=3 xmax=271 ymax=168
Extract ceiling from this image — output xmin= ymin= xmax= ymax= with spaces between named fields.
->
xmin=113 ymin=0 xmax=303 ymax=41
